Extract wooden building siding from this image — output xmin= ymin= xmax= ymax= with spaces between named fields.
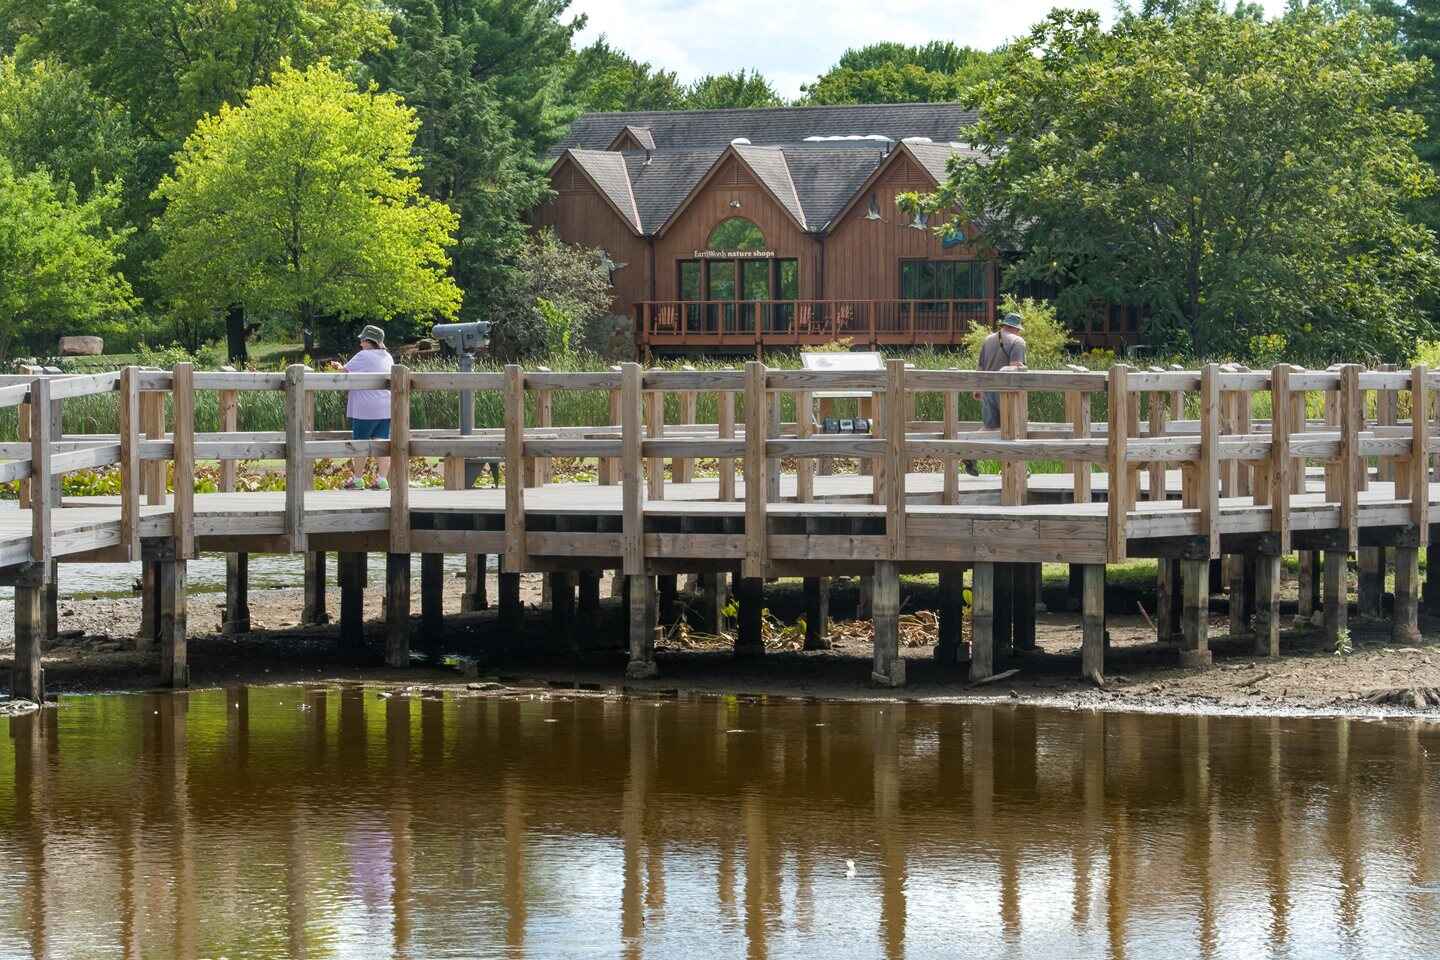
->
xmin=533 ymin=157 xmax=650 ymax=313
xmin=654 ymin=157 xmax=819 ymax=301
xmin=824 ymin=153 xmax=992 ymax=303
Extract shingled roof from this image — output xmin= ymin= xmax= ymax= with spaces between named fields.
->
xmin=554 ymin=102 xmax=977 ymax=155
xmin=553 ymin=103 xmax=986 ymax=236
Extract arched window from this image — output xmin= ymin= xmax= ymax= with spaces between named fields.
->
xmin=707 ymin=217 xmax=766 ymax=251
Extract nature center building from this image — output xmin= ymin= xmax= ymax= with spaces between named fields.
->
xmin=539 ymin=103 xmax=1021 ymax=357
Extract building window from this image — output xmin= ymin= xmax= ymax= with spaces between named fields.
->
xmin=707 ymin=217 xmax=767 ymax=251
xmin=679 ymin=260 xmax=702 ymax=300
xmin=900 ymin=260 xmax=990 ymax=301
xmin=865 ymin=193 xmax=881 ymax=220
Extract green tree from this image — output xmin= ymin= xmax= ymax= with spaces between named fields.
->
xmin=1373 ymin=0 xmax=1440 ymax=231
xmin=0 ymin=0 xmax=392 ymax=141
xmin=905 ymin=7 xmax=1440 ymax=362
xmin=152 ymin=62 xmax=462 ymax=356
xmin=801 ymin=41 xmax=1003 ymax=105
xmin=0 ymin=158 xmax=135 ymax=360
xmin=684 ymin=69 xmax=783 ymax=108
xmin=364 ymin=0 xmax=573 ymax=324
xmin=487 ymin=229 xmax=611 ymax=360
xmin=563 ymin=37 xmax=686 ymax=112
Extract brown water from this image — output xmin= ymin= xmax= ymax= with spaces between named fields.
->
xmin=2 ymin=689 xmax=1438 ymax=960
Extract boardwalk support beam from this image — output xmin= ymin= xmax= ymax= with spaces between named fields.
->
xmin=871 ymin=560 xmax=905 ymax=687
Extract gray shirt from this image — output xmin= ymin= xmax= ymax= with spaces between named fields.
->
xmin=978 ymin=330 xmax=1026 ymax=372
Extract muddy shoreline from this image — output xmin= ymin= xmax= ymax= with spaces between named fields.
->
xmin=3 ymin=573 xmax=1440 ymax=719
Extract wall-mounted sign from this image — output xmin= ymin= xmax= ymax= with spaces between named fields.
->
xmin=693 ymin=249 xmax=776 ymax=259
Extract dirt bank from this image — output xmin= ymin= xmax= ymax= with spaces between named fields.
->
xmin=3 ymin=573 xmax=1439 ymax=718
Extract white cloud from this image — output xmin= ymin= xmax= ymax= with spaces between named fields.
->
xmin=568 ymin=0 xmax=1296 ymax=100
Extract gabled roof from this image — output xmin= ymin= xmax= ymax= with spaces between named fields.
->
xmin=553 ymin=139 xmax=978 ymax=237
xmin=553 ymin=102 xmax=976 ymax=155
xmin=565 ymin=149 xmax=642 ymax=234
xmin=607 ymin=124 xmax=656 ymax=152
xmin=826 ymin=141 xmax=986 ymax=229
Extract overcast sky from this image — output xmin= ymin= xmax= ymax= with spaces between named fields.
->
xmin=567 ymin=0 xmax=1295 ymax=100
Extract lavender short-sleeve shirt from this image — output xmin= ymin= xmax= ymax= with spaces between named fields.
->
xmin=344 ymin=347 xmax=394 ymax=420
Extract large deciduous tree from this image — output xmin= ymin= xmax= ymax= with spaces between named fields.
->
xmin=0 ymin=0 xmax=392 ymax=141
xmin=684 ymin=69 xmax=782 ymax=109
xmin=363 ymin=0 xmax=582 ymax=324
xmin=906 ymin=7 xmax=1440 ymax=362
xmin=801 ymin=41 xmax=1003 ymax=105
xmin=151 ymin=62 xmax=461 ymax=356
xmin=0 ymin=158 xmax=135 ymax=360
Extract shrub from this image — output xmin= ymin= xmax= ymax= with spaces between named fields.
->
xmin=962 ymin=295 xmax=1070 ymax=367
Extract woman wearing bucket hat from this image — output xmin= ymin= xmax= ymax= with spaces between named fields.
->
xmin=338 ymin=325 xmax=394 ymax=489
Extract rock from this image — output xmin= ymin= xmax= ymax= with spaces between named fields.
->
xmin=466 ymin=681 xmax=505 ymax=691
xmin=59 ymin=335 xmax=103 ymax=356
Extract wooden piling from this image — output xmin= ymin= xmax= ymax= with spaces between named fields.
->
xmin=735 ymin=576 xmax=765 ymax=658
xmin=462 ymin=554 xmax=489 ymax=612
xmin=625 ymin=575 xmax=658 ymax=679
xmin=338 ymin=552 xmax=367 ymax=649
xmin=694 ymin=572 xmax=726 ymax=635
xmin=935 ymin=565 xmax=966 ymax=665
xmin=1323 ymin=549 xmax=1348 ymax=647
xmin=385 ymin=553 xmax=411 ymax=668
xmin=1013 ymin=562 xmax=1038 ymax=651
xmin=1357 ymin=547 xmax=1385 ymax=619
xmin=1180 ymin=558 xmax=1211 ymax=669
xmin=1297 ymin=551 xmax=1318 ymax=622
xmin=970 ymin=562 xmax=995 ymax=682
xmin=158 ymin=558 xmax=188 ymax=688
xmin=549 ymin=571 xmax=577 ymax=649
xmin=224 ymin=553 xmax=251 ymax=635
xmin=499 ymin=569 xmax=523 ymax=634
xmin=1081 ymin=564 xmax=1105 ymax=681
xmin=657 ymin=574 xmax=678 ymax=626
xmin=138 ymin=559 xmax=158 ymax=652
xmin=1254 ymin=553 xmax=1281 ymax=659
xmin=803 ymin=577 xmax=830 ymax=651
xmin=993 ymin=562 xmax=1015 ymax=654
xmin=421 ymin=553 xmax=444 ymax=651
xmin=11 ymin=566 xmax=45 ymax=702
xmin=1394 ymin=546 xmax=1421 ymax=645
xmin=1227 ymin=553 xmax=1249 ymax=638
xmin=1156 ymin=558 xmax=1178 ymax=644
xmin=870 ymin=560 xmax=905 ymax=687
xmin=302 ymin=551 xmax=329 ymax=626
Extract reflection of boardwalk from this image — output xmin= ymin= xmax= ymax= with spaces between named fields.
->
xmin=3 ymin=362 xmax=1438 ymax=697
xmin=2 ymin=691 xmax=1438 ymax=958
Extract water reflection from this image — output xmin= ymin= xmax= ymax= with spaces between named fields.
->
xmin=2 ymin=691 xmax=1438 ymax=959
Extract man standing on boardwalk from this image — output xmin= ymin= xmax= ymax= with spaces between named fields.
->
xmin=336 ymin=325 xmax=394 ymax=490
xmin=964 ymin=312 xmax=1028 ymax=477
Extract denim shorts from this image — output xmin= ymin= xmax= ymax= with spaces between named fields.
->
xmin=981 ymin=392 xmax=1001 ymax=430
xmin=351 ymin=417 xmax=391 ymax=440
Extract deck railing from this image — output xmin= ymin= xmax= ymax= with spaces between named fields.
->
xmin=636 ymin=299 xmax=994 ymax=347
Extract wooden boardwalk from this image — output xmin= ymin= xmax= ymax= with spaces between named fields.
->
xmin=2 ymin=361 xmax=1435 ymax=698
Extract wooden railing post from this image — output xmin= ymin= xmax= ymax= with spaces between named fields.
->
xmin=142 ymin=380 xmax=166 ymax=506
xmin=284 ymin=364 xmax=307 ymax=553
xmin=621 ymin=363 xmax=644 ymax=575
xmin=119 ymin=366 xmax=141 ymax=560
xmin=172 ymin=362 xmax=195 ymax=560
xmin=886 ymin=359 xmax=907 ymax=559
xmin=530 ymin=366 xmax=552 ymax=486
xmin=1106 ymin=365 xmax=1131 ymax=562
xmin=718 ymin=389 xmax=736 ymax=501
xmin=28 ymin=375 xmax=51 ymax=564
xmin=1410 ymin=364 xmax=1429 ymax=540
xmin=1065 ymin=364 xmax=1093 ymax=506
xmin=218 ymin=369 xmax=238 ymax=494
xmin=677 ymin=365 xmax=697 ymax=484
xmin=389 ymin=364 xmax=411 ymax=554
xmin=1339 ymin=364 xmax=1361 ymax=551
xmin=796 ymin=388 xmax=814 ymax=503
xmin=601 ymin=364 xmax=622 ymax=485
xmin=646 ymin=380 xmax=665 ymax=500
xmin=1268 ymin=364 xmax=1291 ymax=554
xmin=1200 ymin=363 xmax=1220 ymax=558
xmin=1000 ymin=386 xmax=1028 ymax=507
xmin=503 ymin=364 xmax=527 ymax=572
xmin=942 ymin=389 xmax=959 ymax=505
xmin=743 ymin=361 xmax=767 ymax=579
